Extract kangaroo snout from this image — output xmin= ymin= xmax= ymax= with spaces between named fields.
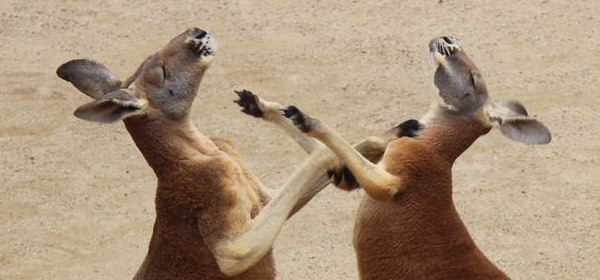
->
xmin=186 ymin=28 xmax=216 ymax=56
xmin=192 ymin=29 xmax=208 ymax=40
xmin=430 ymin=36 xmax=461 ymax=57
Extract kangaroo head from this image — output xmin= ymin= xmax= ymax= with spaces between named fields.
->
xmin=430 ymin=36 xmax=489 ymax=114
xmin=428 ymin=36 xmax=551 ymax=145
xmin=57 ymin=27 xmax=217 ymax=123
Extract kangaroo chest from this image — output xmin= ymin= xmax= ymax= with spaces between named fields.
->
xmin=139 ymin=153 xmax=274 ymax=279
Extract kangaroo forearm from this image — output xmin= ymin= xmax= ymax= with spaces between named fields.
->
xmin=216 ymin=126 xmax=399 ymax=275
xmin=257 ymin=152 xmax=335 ymax=224
xmin=312 ymin=124 xmax=398 ymax=201
xmin=251 ymin=93 xmax=322 ymax=154
xmin=290 ymin=134 xmax=393 ymax=214
xmin=268 ymin=115 xmax=322 ymax=153
xmin=217 ymin=153 xmax=332 ymax=274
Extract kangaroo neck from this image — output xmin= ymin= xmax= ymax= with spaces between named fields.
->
xmin=419 ymin=107 xmax=491 ymax=163
xmin=123 ymin=115 xmax=220 ymax=177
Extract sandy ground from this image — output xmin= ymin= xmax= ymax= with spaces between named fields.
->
xmin=1 ymin=0 xmax=599 ymax=279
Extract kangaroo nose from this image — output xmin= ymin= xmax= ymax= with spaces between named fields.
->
xmin=442 ymin=36 xmax=455 ymax=44
xmin=193 ymin=29 xmax=208 ymax=40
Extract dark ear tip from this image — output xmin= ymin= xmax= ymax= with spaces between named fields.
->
xmin=56 ymin=62 xmax=70 ymax=80
xmin=72 ymin=107 xmax=88 ymax=121
xmin=56 ymin=59 xmax=85 ymax=81
xmin=57 ymin=59 xmax=99 ymax=81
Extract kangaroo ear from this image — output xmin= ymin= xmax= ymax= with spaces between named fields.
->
xmin=486 ymin=100 xmax=552 ymax=145
xmin=57 ymin=59 xmax=122 ymax=99
xmin=74 ymin=89 xmax=147 ymax=123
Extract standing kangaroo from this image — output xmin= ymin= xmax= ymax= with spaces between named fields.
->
xmin=282 ymin=36 xmax=551 ymax=279
xmin=57 ymin=28 xmax=420 ymax=279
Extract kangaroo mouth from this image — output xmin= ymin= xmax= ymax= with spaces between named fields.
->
xmin=429 ymin=36 xmax=461 ymax=57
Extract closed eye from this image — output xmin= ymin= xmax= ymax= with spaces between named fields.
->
xmin=468 ymin=71 xmax=476 ymax=87
xmin=162 ymin=64 xmax=169 ymax=81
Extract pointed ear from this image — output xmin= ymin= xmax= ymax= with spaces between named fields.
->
xmin=486 ymin=100 xmax=552 ymax=145
xmin=57 ymin=59 xmax=122 ymax=99
xmin=74 ymin=89 xmax=147 ymax=123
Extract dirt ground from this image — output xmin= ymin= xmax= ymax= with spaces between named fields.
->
xmin=1 ymin=0 xmax=598 ymax=279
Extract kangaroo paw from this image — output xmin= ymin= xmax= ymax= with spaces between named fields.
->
xmin=282 ymin=106 xmax=316 ymax=133
xmin=328 ymin=165 xmax=360 ymax=191
xmin=394 ymin=119 xmax=424 ymax=138
xmin=234 ymin=89 xmax=264 ymax=118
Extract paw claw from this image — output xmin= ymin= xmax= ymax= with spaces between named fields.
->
xmin=233 ymin=89 xmax=263 ymax=118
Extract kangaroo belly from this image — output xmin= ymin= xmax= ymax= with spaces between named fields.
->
xmin=353 ymin=196 xmax=509 ymax=280
xmin=135 ymin=230 xmax=275 ymax=280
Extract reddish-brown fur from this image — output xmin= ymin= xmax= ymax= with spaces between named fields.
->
xmin=59 ymin=28 xmax=418 ymax=279
xmin=354 ymin=116 xmax=508 ymax=279
xmin=125 ymin=119 xmax=276 ymax=280
xmin=284 ymin=36 xmax=550 ymax=279
xmin=58 ymin=28 xmax=281 ymax=279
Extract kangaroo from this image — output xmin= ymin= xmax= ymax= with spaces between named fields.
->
xmin=57 ymin=28 xmax=421 ymax=279
xmin=282 ymin=36 xmax=551 ymax=279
